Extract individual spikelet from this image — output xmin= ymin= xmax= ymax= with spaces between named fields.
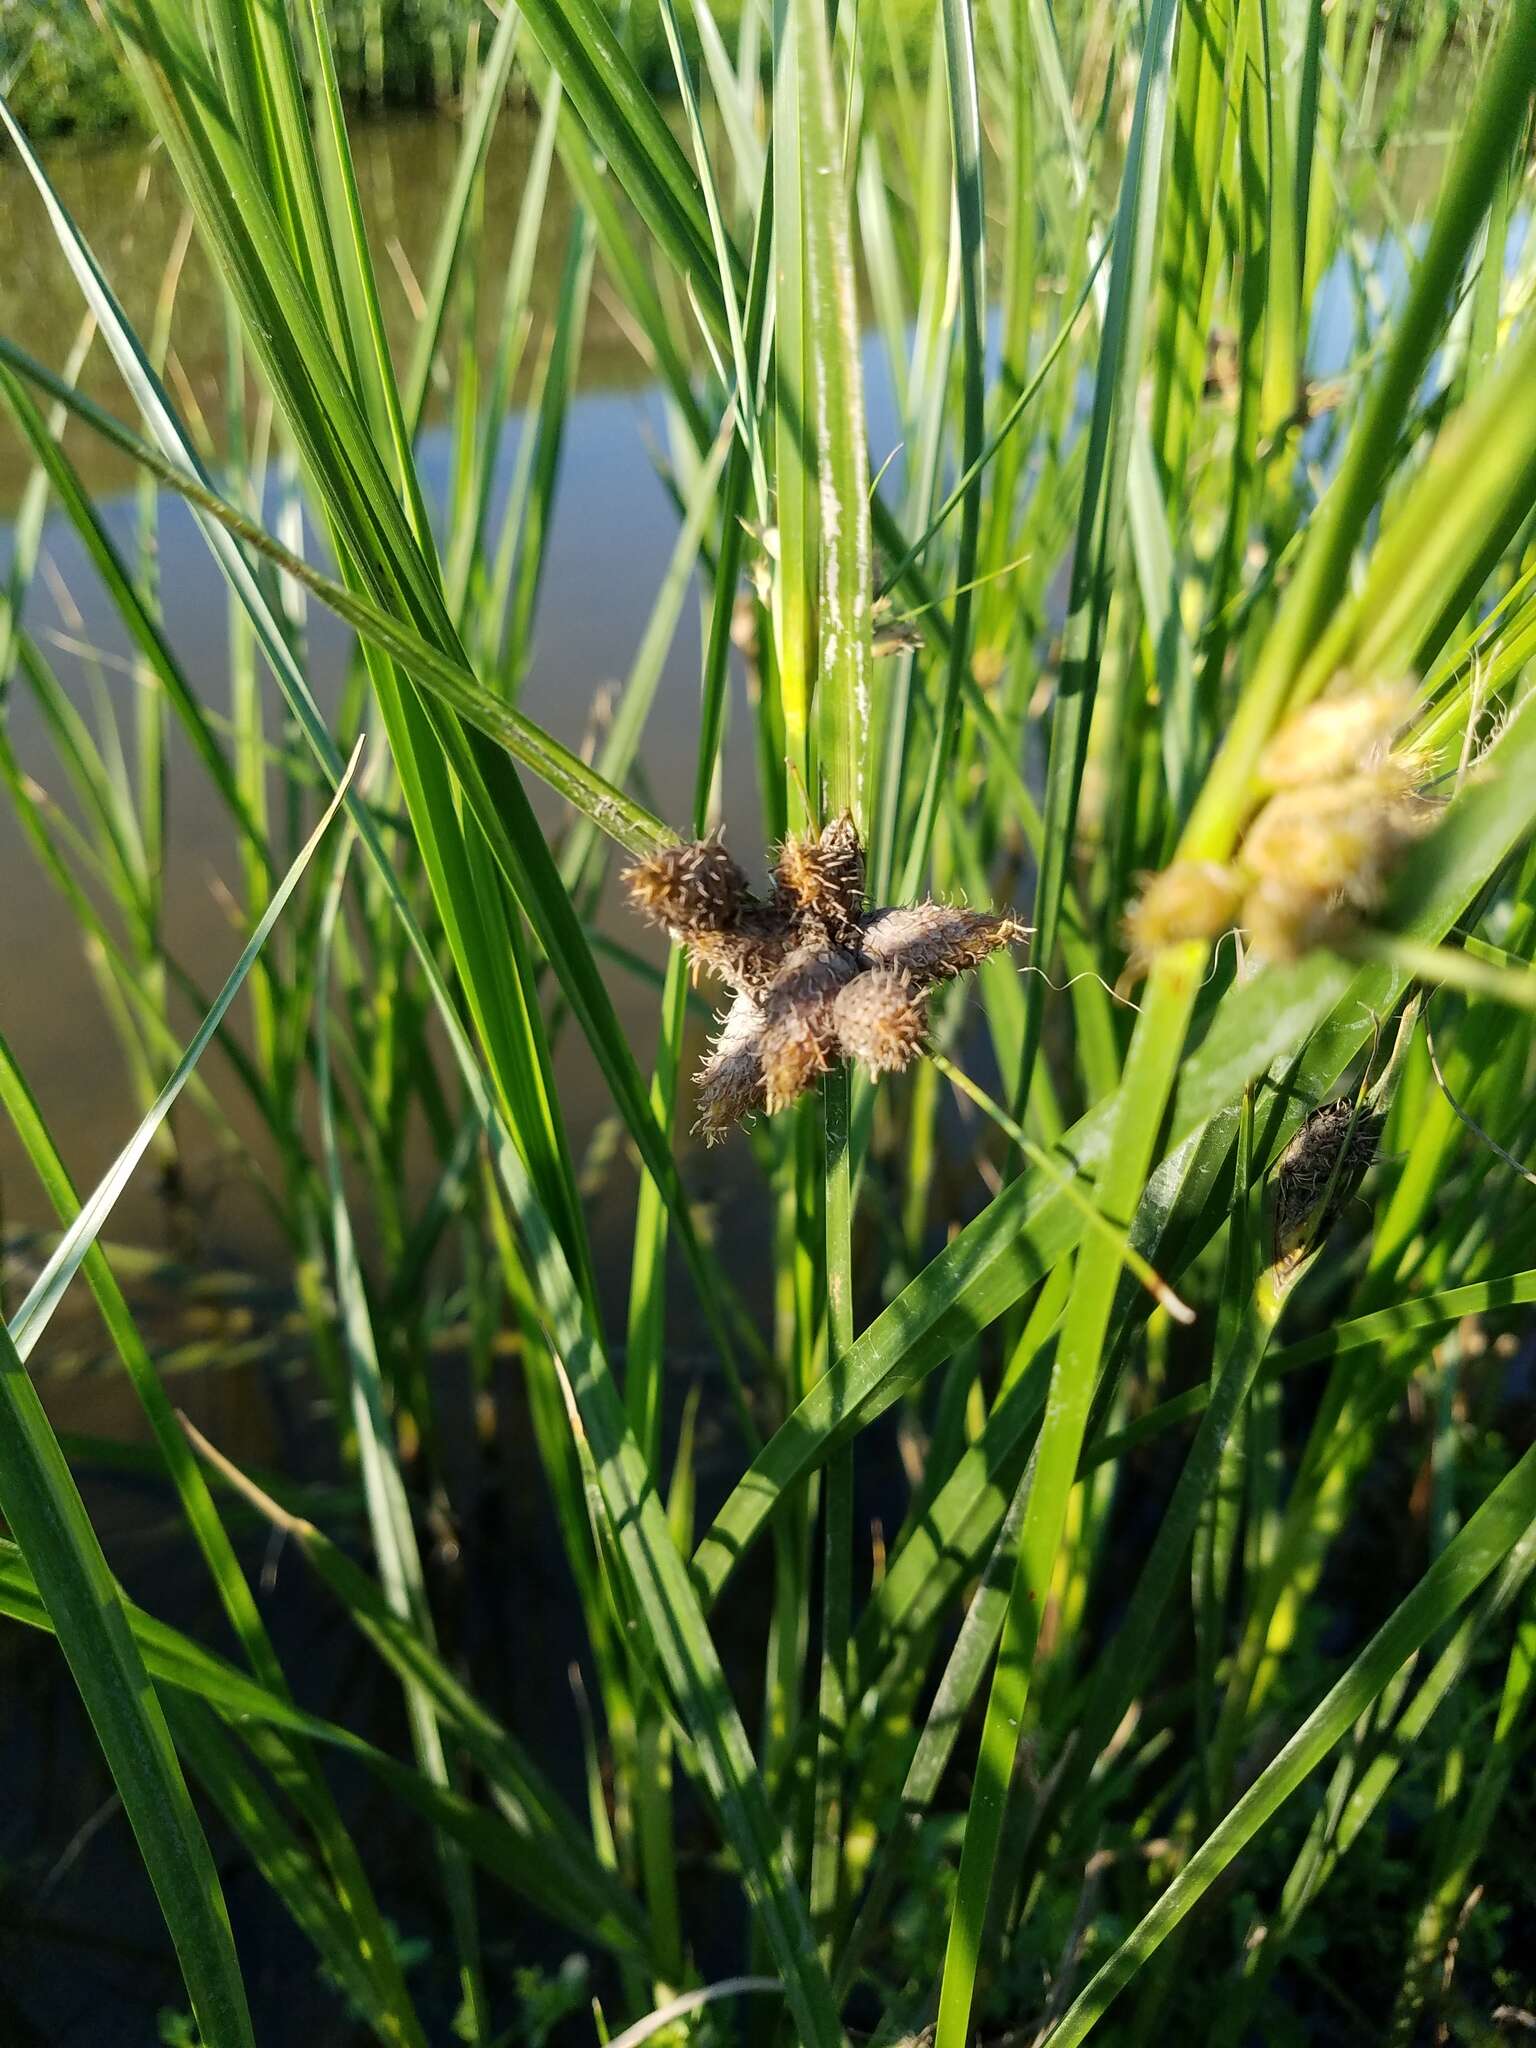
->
xmin=1122 ymin=861 xmax=1246 ymax=965
xmin=1255 ymin=683 xmax=1413 ymax=790
xmin=1241 ymin=777 xmax=1426 ymax=908
xmin=858 ymin=902 xmax=1025 ymax=986
xmin=624 ymin=832 xmax=751 ymax=939
xmin=773 ymin=813 xmax=866 ymax=944
xmin=756 ymin=947 xmax=861 ymax=1110
xmin=1271 ymin=1098 xmax=1384 ymax=1273
xmin=832 ymin=970 xmax=927 ymax=1076
xmin=758 ymin=1006 xmax=835 ymax=1112
xmin=693 ymin=990 xmax=767 ymax=1140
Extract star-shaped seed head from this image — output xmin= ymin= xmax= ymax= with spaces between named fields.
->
xmin=624 ymin=817 xmax=1025 ymax=1139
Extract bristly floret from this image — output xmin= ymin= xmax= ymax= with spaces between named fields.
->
xmin=858 ymin=903 xmax=1025 ymax=987
xmin=1122 ymin=862 xmax=1246 ymax=967
xmin=832 ymin=969 xmax=927 ymax=1075
xmin=624 ymin=832 xmax=752 ymax=939
xmin=774 ymin=813 xmax=866 ymax=944
xmin=625 ymin=816 xmax=1026 ymax=1137
xmin=693 ymin=990 xmax=767 ymax=1141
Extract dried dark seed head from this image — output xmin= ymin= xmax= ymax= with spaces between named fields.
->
xmin=832 ymin=969 xmax=927 ymax=1075
xmin=858 ymin=902 xmax=1026 ymax=989
xmin=1271 ymin=1098 xmax=1383 ymax=1271
xmin=624 ymin=834 xmax=751 ymax=938
xmin=774 ymin=814 xmax=866 ymax=943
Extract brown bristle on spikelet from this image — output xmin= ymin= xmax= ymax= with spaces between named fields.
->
xmin=1272 ymin=1099 xmax=1383 ymax=1270
xmin=623 ymin=834 xmax=751 ymax=936
xmin=685 ymin=903 xmax=796 ymax=993
xmin=832 ymin=970 xmax=927 ymax=1075
xmin=858 ymin=903 xmax=1025 ymax=989
xmin=774 ymin=814 xmax=866 ymax=941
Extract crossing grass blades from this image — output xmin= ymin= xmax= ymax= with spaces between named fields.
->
xmin=0 ymin=0 xmax=1535 ymax=2043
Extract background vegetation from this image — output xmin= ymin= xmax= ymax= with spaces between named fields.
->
xmin=1 ymin=0 xmax=1535 ymax=2044
xmin=2 ymin=0 xmax=932 ymax=136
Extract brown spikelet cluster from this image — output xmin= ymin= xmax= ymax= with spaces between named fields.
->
xmin=1271 ymin=1099 xmax=1384 ymax=1274
xmin=624 ymin=817 xmax=1025 ymax=1138
xmin=1123 ymin=682 xmax=1437 ymax=972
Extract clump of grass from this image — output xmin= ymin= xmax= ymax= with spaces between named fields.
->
xmin=1 ymin=0 xmax=1535 ymax=2044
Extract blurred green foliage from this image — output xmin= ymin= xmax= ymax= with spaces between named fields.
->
xmin=1 ymin=2 xmax=143 ymax=138
xmin=0 ymin=0 xmax=936 ymax=141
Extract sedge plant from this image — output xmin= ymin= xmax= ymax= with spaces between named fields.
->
xmin=1 ymin=0 xmax=1536 ymax=2042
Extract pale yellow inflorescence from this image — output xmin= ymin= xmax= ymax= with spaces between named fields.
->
xmin=1123 ymin=681 xmax=1438 ymax=972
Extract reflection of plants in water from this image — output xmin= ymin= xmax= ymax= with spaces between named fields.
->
xmin=2 ymin=4 xmax=1536 ymax=2048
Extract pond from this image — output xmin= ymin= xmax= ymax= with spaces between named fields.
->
xmin=0 ymin=79 xmax=1516 ymax=2046
xmin=0 ymin=111 xmax=796 ymax=1274
xmin=0 ymin=95 xmax=1469 ymax=1276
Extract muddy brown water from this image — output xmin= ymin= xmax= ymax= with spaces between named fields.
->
xmin=0 ymin=113 xmax=787 ymax=1270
